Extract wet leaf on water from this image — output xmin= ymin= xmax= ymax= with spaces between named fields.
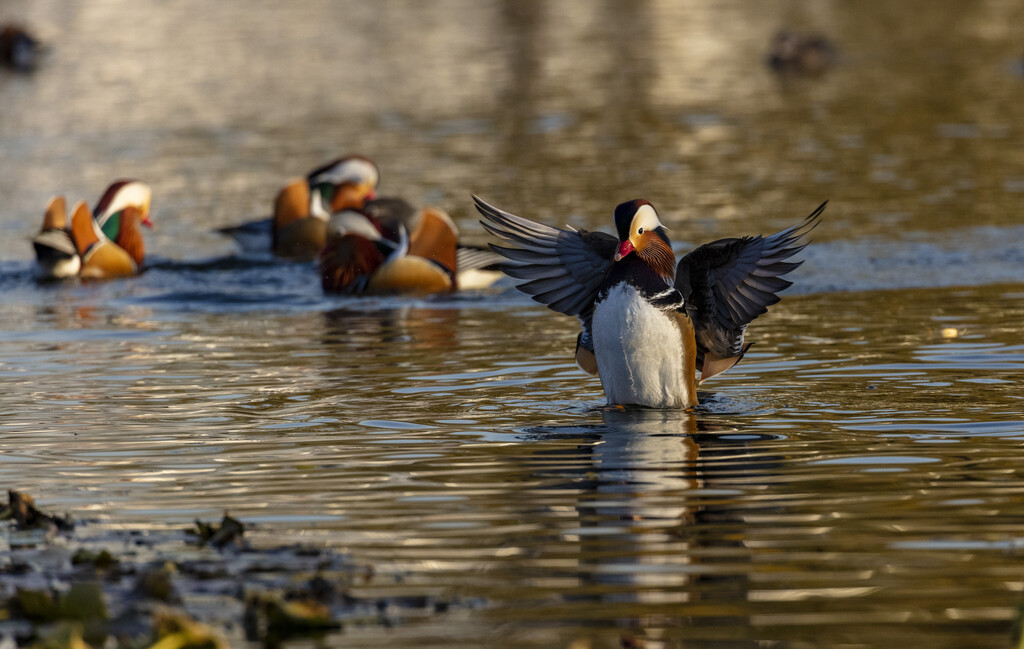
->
xmin=284 ymin=575 xmax=336 ymax=603
xmin=243 ymin=592 xmax=340 ymax=643
xmin=10 ymin=588 xmax=58 ymax=621
xmin=58 ymin=583 xmax=108 ymax=622
xmin=1 ymin=491 xmax=74 ymax=532
xmin=9 ymin=583 xmax=107 ymax=623
xmin=70 ymin=549 xmax=118 ymax=571
xmin=3 ymin=517 xmax=464 ymax=646
xmin=136 ymin=563 xmax=180 ymax=603
xmin=148 ymin=609 xmax=229 ymax=649
xmin=33 ymin=621 xmax=93 ymax=649
xmin=190 ymin=513 xmax=244 ymax=549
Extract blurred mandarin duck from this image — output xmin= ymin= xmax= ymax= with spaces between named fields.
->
xmin=0 ymin=23 xmax=42 ymax=72
xmin=92 ymin=179 xmax=152 ymax=245
xmin=273 ymin=156 xmax=380 ymax=259
xmin=476 ymin=196 xmax=825 ymax=408
xmin=320 ymin=197 xmax=502 ymax=295
xmin=767 ymin=30 xmax=837 ymax=76
xmin=33 ymin=180 xmax=153 ymax=280
xmin=216 ymin=156 xmax=379 ymax=259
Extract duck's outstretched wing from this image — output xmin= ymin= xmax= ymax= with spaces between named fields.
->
xmin=453 ymin=244 xmax=505 ymax=290
xmin=455 ymin=244 xmax=503 ymax=273
xmin=676 ymin=201 xmax=826 ymax=381
xmin=474 ymin=195 xmax=617 ymax=317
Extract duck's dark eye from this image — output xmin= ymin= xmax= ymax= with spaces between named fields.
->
xmin=637 ymin=227 xmax=644 ymax=235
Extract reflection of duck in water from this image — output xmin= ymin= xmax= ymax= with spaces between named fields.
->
xmin=477 ymin=196 xmax=825 ymax=408
xmin=585 ymin=408 xmax=701 ymax=525
xmin=767 ymin=30 xmax=837 ymax=76
xmin=527 ymin=408 xmax=774 ymax=648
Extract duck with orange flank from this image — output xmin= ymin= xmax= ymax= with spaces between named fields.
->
xmin=32 ymin=180 xmax=153 ymax=280
xmin=320 ymin=196 xmax=503 ymax=295
xmin=273 ymin=156 xmax=380 ymax=259
xmin=217 ymin=156 xmax=380 ymax=259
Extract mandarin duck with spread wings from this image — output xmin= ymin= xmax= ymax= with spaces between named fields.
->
xmin=476 ymin=195 xmax=825 ymax=408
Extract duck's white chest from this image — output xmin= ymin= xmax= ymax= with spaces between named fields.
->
xmin=591 ymin=283 xmax=694 ymax=408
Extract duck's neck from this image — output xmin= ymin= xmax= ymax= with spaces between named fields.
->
xmin=606 ymin=254 xmax=675 ymax=296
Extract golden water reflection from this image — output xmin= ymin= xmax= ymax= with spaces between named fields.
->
xmin=3 ymin=1 xmax=1024 ymax=647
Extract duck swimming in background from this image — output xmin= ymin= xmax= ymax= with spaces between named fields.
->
xmin=32 ymin=180 xmax=153 ymax=280
xmin=767 ymin=30 xmax=836 ymax=76
xmin=70 ymin=201 xmax=151 ymax=279
xmin=476 ymin=196 xmax=825 ymax=408
xmin=0 ymin=23 xmax=42 ymax=72
xmin=216 ymin=156 xmax=380 ymax=259
xmin=320 ymin=197 xmax=502 ymax=295
xmin=273 ymin=156 xmax=380 ymax=259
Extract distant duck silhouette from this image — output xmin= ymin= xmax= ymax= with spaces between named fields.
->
xmin=0 ymin=23 xmax=42 ymax=72
xmin=320 ymin=197 xmax=502 ymax=295
xmin=767 ymin=30 xmax=836 ymax=76
xmin=33 ymin=180 xmax=153 ymax=280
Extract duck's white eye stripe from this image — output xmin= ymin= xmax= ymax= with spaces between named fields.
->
xmin=314 ymin=159 xmax=379 ymax=187
xmin=632 ymin=204 xmax=662 ymax=233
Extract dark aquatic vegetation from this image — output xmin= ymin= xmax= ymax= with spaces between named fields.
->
xmin=191 ymin=513 xmax=245 ymax=549
xmin=0 ymin=490 xmax=73 ymax=531
xmin=0 ymin=502 xmax=478 ymax=648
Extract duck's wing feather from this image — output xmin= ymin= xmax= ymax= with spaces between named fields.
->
xmin=216 ymin=217 xmax=272 ymax=253
xmin=319 ymin=234 xmax=385 ymax=294
xmin=455 ymin=244 xmax=504 ymax=272
xmin=474 ymin=195 xmax=617 ymax=317
xmin=32 ymin=228 xmax=77 ymax=258
xmin=217 ymin=217 xmax=271 ymax=238
xmin=407 ymin=207 xmax=458 ymax=274
xmin=675 ymin=201 xmax=826 ymax=364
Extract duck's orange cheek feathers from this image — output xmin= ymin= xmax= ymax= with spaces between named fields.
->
xmin=635 ymin=236 xmax=677 ymax=281
xmin=331 ymin=183 xmax=375 ymax=213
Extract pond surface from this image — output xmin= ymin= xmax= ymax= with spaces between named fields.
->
xmin=3 ymin=1 xmax=1024 ymax=647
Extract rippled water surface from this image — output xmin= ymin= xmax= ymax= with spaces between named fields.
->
xmin=3 ymin=1 xmax=1024 ymax=647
